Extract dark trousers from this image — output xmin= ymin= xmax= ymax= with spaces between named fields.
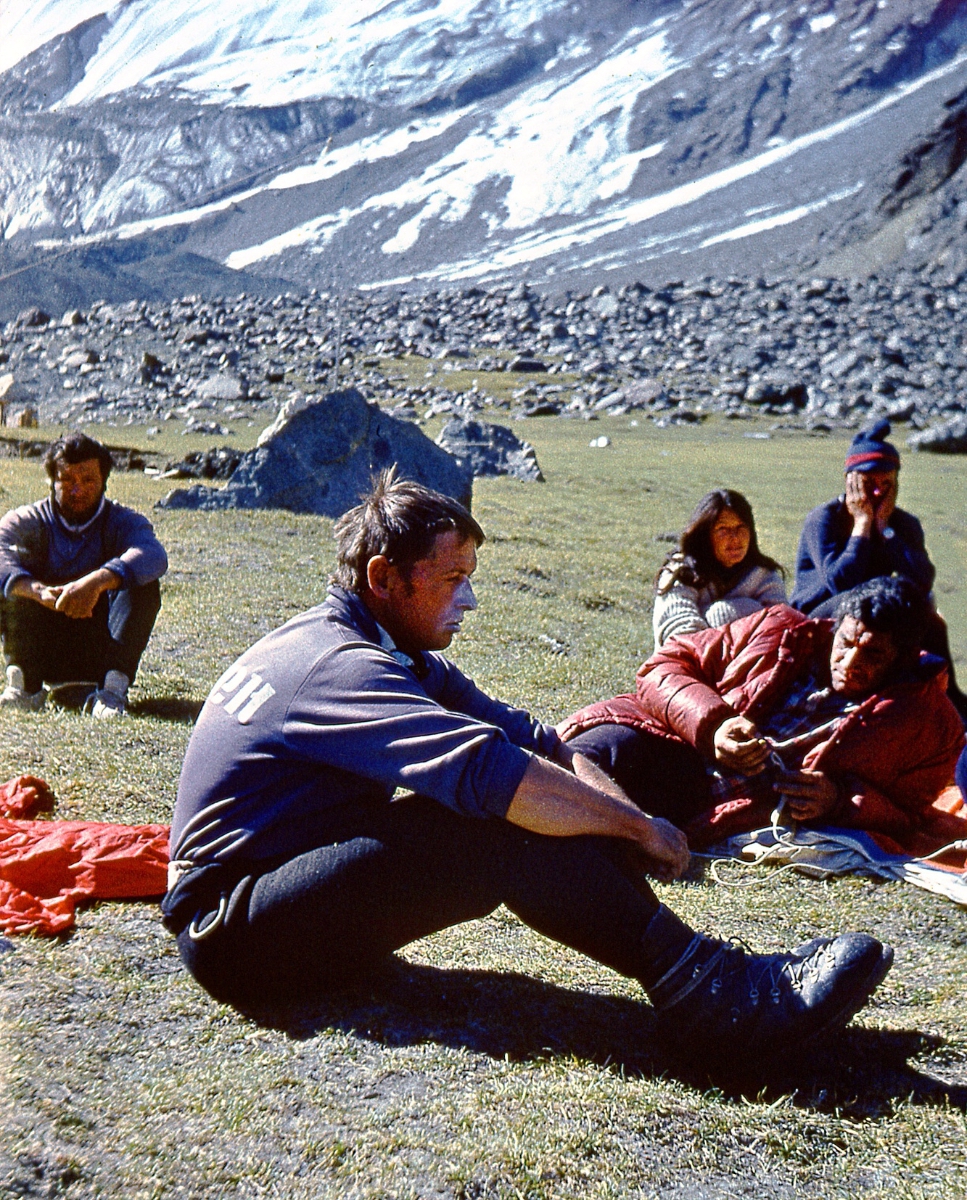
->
xmin=165 ymin=794 xmax=665 ymax=1009
xmin=566 ymin=724 xmax=712 ymax=826
xmin=0 ymin=579 xmax=161 ymax=692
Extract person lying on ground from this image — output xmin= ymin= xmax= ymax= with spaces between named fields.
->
xmin=0 ymin=431 xmax=167 ymax=718
xmin=561 ymin=577 xmax=965 ymax=857
xmin=163 ymin=469 xmax=890 ymax=1070
xmin=790 ymin=418 xmax=967 ymax=718
xmin=653 ymin=488 xmax=786 ymax=649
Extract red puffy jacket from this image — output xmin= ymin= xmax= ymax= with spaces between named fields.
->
xmin=560 ymin=605 xmax=966 ymax=854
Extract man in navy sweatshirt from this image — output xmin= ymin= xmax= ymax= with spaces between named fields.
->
xmin=163 ymin=469 xmax=891 ymax=1071
xmin=791 ymin=419 xmax=966 ymax=716
xmin=791 ymin=420 xmax=934 ymax=615
xmin=0 ymin=431 xmax=168 ymax=717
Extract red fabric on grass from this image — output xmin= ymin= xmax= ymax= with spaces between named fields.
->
xmin=0 ymin=775 xmax=54 ymax=818
xmin=0 ymin=776 xmax=170 ymax=936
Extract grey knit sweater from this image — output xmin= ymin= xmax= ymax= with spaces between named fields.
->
xmin=652 ymin=556 xmax=787 ymax=649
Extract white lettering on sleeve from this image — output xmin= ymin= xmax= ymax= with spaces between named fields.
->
xmin=236 ymin=682 xmax=277 ymax=724
xmin=209 ymin=663 xmax=249 ymax=706
xmin=224 ymin=673 xmax=263 ymax=715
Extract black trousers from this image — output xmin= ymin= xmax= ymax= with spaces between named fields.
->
xmin=0 ymin=579 xmax=161 ymax=692
xmin=165 ymin=794 xmax=666 ymax=1009
xmin=566 ymin=724 xmax=712 ymax=827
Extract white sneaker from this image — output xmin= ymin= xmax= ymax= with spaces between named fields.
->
xmin=84 ymin=670 xmax=129 ymax=719
xmin=0 ymin=665 xmax=46 ymax=712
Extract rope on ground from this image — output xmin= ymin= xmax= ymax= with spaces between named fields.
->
xmin=690 ymin=851 xmax=810 ymax=889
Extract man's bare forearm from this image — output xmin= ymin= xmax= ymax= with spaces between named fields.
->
xmin=10 ymin=566 xmax=120 ymax=616
xmin=504 ymin=755 xmax=690 ymax=879
xmin=569 ymin=750 xmax=635 ymax=805
xmin=9 ymin=577 xmax=57 ymax=606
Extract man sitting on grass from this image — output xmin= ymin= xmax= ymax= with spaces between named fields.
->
xmin=164 ymin=470 xmax=891 ymax=1069
xmin=561 ymin=577 xmax=965 ymax=857
xmin=791 ymin=418 xmax=967 ymax=718
xmin=0 ymin=432 xmax=167 ymax=717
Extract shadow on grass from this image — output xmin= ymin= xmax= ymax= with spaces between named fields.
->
xmin=128 ymin=696 xmax=204 ymax=723
xmin=244 ymin=957 xmax=967 ymax=1112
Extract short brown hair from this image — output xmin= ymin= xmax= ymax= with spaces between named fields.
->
xmin=44 ymin=432 xmax=113 ymax=485
xmin=332 ymin=468 xmax=484 ymax=593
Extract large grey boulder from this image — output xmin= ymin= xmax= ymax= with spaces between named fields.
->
xmin=195 ymin=374 xmax=248 ymax=402
xmin=908 ymin=415 xmax=967 ymax=454
xmin=435 ymin=417 xmax=544 ymax=482
xmin=158 ymin=388 xmax=473 ymax=514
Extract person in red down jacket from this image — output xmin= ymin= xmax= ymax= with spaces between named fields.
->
xmin=560 ymin=576 xmax=966 ymax=857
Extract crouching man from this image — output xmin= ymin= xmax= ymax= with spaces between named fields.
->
xmin=0 ymin=432 xmax=167 ymax=717
xmin=562 ymin=577 xmax=965 ymax=856
xmin=164 ymin=471 xmax=891 ymax=1068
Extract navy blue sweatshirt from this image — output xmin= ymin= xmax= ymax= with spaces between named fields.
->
xmin=0 ymin=496 xmax=167 ymax=594
xmin=791 ymin=497 xmax=935 ymax=613
xmin=170 ymin=588 xmax=561 ymax=867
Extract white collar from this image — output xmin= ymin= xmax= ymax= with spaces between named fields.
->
xmin=53 ymin=494 xmax=106 ymax=534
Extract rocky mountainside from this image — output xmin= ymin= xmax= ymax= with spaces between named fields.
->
xmin=4 ymin=267 xmax=966 ymax=442
xmin=3 ymin=1 xmax=967 ymax=309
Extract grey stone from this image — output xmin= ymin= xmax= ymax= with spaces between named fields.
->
xmin=512 ymin=400 xmax=562 ymax=418
xmin=61 ymin=349 xmax=99 ymax=370
xmin=907 ymin=415 xmax=967 ymax=454
xmin=591 ymin=293 xmax=620 ymax=319
xmin=594 ymin=391 xmax=626 ymax=411
xmin=182 ymin=419 xmax=231 ymax=435
xmin=15 ymin=308 xmax=50 ymax=328
xmin=436 ymin=417 xmax=543 ymax=482
xmin=616 ymin=378 xmax=666 ymax=409
xmin=159 ymin=388 xmax=472 ymax=515
xmin=162 ymin=447 xmax=243 ymax=480
xmin=195 ymin=374 xmax=247 ymax=402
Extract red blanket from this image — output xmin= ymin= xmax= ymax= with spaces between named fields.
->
xmin=0 ymin=776 xmax=169 ymax=936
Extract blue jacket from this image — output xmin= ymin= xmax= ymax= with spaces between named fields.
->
xmin=791 ymin=497 xmax=935 ymax=613
xmin=170 ymin=587 xmax=562 ymax=867
xmin=0 ymin=495 xmax=167 ymax=595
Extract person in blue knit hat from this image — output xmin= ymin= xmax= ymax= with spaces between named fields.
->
xmin=791 ymin=418 xmax=966 ymax=718
xmin=790 ymin=419 xmax=932 ymax=613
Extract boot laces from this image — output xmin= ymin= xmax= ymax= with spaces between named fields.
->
xmin=708 ymin=938 xmax=809 ymax=1005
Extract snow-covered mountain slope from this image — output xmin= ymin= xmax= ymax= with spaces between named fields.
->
xmin=3 ymin=0 xmax=967 ymax=298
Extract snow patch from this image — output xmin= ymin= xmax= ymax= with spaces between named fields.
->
xmin=356 ymin=48 xmax=967 ymax=286
xmin=0 ymin=0 xmax=120 ymax=77
xmin=699 ymin=184 xmax=863 ymax=247
xmin=7 ymin=0 xmax=556 ymax=110
xmin=269 ymin=114 xmax=466 ymax=192
xmin=226 ymin=211 xmax=352 ymax=269
xmin=809 ymin=14 xmax=837 ymax=34
xmin=224 ymin=28 xmax=680 ymax=267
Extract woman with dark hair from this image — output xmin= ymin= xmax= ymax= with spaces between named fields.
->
xmin=652 ymin=489 xmax=786 ymax=648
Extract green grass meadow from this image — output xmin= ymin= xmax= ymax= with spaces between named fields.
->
xmin=1 ymin=416 xmax=967 ymax=1198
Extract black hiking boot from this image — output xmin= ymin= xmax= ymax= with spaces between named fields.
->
xmin=641 ymin=907 xmax=892 ymax=1069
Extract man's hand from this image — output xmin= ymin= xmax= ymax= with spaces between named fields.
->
xmin=712 ymin=715 xmax=770 ymax=774
xmin=844 ymin=472 xmax=876 ymax=538
xmin=872 ymin=475 xmax=898 ymax=535
xmin=775 ymin=768 xmax=839 ymax=821
xmin=631 ymin=815 xmax=690 ymax=882
xmin=9 ymin=577 xmax=63 ymax=610
xmin=53 ymin=568 xmax=120 ymax=619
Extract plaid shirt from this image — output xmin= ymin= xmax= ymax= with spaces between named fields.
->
xmin=708 ymin=668 xmax=859 ymax=805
